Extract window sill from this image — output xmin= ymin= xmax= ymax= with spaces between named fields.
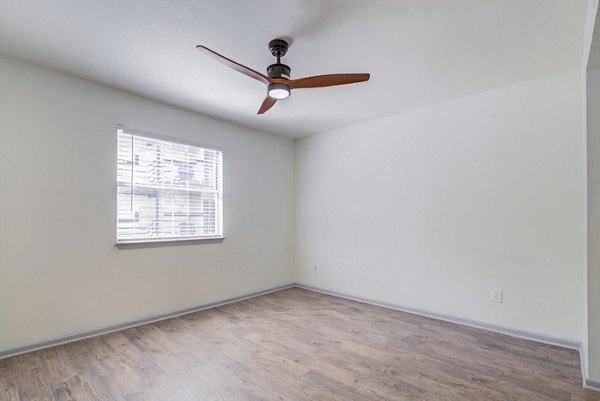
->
xmin=116 ymin=236 xmax=225 ymax=249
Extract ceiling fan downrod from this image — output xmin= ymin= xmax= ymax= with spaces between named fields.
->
xmin=267 ymin=39 xmax=291 ymax=79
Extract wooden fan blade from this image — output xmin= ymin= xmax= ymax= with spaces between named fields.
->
xmin=290 ymin=73 xmax=370 ymax=89
xmin=257 ymin=96 xmax=277 ymax=115
xmin=196 ymin=45 xmax=269 ymax=85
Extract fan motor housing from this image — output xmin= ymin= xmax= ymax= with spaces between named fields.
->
xmin=267 ymin=63 xmax=291 ymax=79
xmin=269 ymin=39 xmax=289 ymax=58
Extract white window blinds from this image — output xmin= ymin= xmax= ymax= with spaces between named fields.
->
xmin=117 ymin=127 xmax=223 ymax=243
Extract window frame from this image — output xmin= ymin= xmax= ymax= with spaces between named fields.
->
xmin=115 ymin=125 xmax=224 ymax=245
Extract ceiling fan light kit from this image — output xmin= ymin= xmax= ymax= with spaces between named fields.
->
xmin=268 ymin=83 xmax=290 ymax=99
xmin=196 ymin=38 xmax=370 ymax=115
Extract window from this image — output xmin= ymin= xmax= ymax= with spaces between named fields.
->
xmin=117 ymin=127 xmax=223 ymax=243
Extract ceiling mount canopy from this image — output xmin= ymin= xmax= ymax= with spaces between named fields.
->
xmin=196 ymin=38 xmax=370 ymax=115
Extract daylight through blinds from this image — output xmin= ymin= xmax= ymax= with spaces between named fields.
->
xmin=117 ymin=128 xmax=222 ymax=242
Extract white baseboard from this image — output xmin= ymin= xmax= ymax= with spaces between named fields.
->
xmin=2 ymin=282 xmax=597 ymax=393
xmin=580 ymin=348 xmax=589 ymax=391
xmin=585 ymin=378 xmax=600 ymax=392
xmin=295 ymin=283 xmax=581 ymax=350
xmin=0 ymin=283 xmax=295 ymax=360
xmin=296 ymin=283 xmax=600 ymax=393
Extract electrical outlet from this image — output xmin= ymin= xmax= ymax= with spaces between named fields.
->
xmin=264 ymin=264 xmax=270 ymax=275
xmin=491 ymin=289 xmax=503 ymax=303
xmin=313 ymin=266 xmax=318 ymax=273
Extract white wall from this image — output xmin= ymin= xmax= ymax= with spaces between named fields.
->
xmin=0 ymin=55 xmax=295 ymax=352
xmin=0 ymin=52 xmax=589 ymax=356
xmin=588 ymin=66 xmax=600 ymax=381
xmin=295 ymin=69 xmax=585 ymax=342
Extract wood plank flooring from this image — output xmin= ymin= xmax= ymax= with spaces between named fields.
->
xmin=1 ymin=288 xmax=598 ymax=400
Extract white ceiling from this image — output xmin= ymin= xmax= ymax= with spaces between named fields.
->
xmin=0 ymin=0 xmax=588 ymax=138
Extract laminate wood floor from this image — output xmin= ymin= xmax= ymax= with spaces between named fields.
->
xmin=1 ymin=288 xmax=598 ymax=401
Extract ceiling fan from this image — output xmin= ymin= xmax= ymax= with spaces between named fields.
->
xmin=196 ymin=39 xmax=370 ymax=115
